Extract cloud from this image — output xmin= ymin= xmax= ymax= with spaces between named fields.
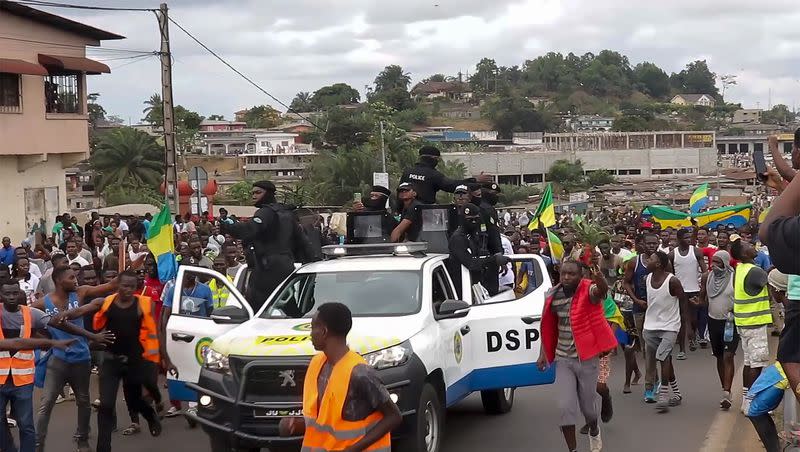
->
xmin=34 ymin=0 xmax=800 ymax=121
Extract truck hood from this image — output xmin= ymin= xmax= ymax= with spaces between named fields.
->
xmin=211 ymin=316 xmax=421 ymax=357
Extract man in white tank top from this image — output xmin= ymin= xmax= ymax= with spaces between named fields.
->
xmin=669 ymin=228 xmax=708 ymax=359
xmin=643 ymin=251 xmax=688 ymax=413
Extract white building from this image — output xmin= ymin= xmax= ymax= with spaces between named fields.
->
xmin=241 ymin=132 xmax=316 ymax=185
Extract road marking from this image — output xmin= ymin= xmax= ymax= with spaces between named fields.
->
xmin=699 ymin=364 xmax=744 ymax=452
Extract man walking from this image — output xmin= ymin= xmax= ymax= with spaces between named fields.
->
xmin=731 ymin=237 xmax=773 ymax=413
xmin=643 ymin=251 xmax=687 ymax=412
xmin=538 ymin=260 xmax=617 ymax=452
xmin=669 ymin=228 xmax=708 ymax=358
xmin=279 ymin=303 xmax=401 ymax=451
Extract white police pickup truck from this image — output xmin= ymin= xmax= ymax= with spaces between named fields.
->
xmin=165 ymin=243 xmax=555 ymax=452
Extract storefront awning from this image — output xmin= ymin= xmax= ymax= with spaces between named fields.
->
xmin=38 ymin=54 xmax=110 ymax=74
xmin=0 ymin=58 xmax=48 ymax=76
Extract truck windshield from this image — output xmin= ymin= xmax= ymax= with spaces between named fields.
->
xmin=261 ymin=271 xmax=421 ymax=318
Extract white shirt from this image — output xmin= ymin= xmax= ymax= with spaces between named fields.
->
xmin=498 ymin=235 xmax=515 ymax=288
xmin=18 ymin=274 xmax=40 ymax=305
xmin=614 ymin=248 xmax=634 ymax=261
xmin=644 ymin=274 xmax=681 ymax=332
xmin=67 ymin=255 xmax=90 ymax=267
xmin=673 ymin=246 xmax=701 ymax=292
xmin=118 ymin=220 xmax=129 ymax=232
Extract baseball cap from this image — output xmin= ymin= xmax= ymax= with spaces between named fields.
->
xmin=482 ymin=182 xmax=501 ymax=192
xmin=253 ymin=180 xmax=276 ymax=192
xmin=454 ymin=185 xmax=469 ymax=194
xmin=460 ymin=203 xmax=480 ymax=216
xmin=371 ymin=185 xmax=391 ymax=197
xmin=729 ymin=233 xmax=742 ymax=242
xmin=397 ymin=182 xmax=415 ymax=192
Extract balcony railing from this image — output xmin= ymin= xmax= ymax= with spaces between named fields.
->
xmin=0 ymin=105 xmax=22 ymax=113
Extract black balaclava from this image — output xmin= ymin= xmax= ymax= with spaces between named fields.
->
xmin=460 ymin=203 xmax=482 ymax=234
xmin=253 ymin=181 xmax=276 ymax=208
xmin=482 ymin=189 xmax=499 ymax=206
xmin=362 ymin=195 xmax=388 ymax=211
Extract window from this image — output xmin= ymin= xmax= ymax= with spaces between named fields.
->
xmin=281 ymin=141 xmax=289 ymax=147
xmin=653 ymin=169 xmax=674 ymax=175
xmin=716 ymin=144 xmax=725 ymax=154
xmin=728 ymin=143 xmax=738 ymax=154
xmin=497 ymin=174 xmax=520 ymax=185
xmin=0 ymin=73 xmax=21 ymax=112
xmin=262 ymin=271 xmax=421 ymax=318
xmin=739 ymin=143 xmax=749 ymax=154
xmin=431 ymin=266 xmax=455 ymax=308
xmin=260 ymin=141 xmax=270 ymax=147
xmin=754 ymin=143 xmax=764 ymax=153
xmin=523 ymin=173 xmax=544 ymax=183
xmin=618 ymin=169 xmax=641 ymax=175
xmin=44 ymin=74 xmax=81 ymax=114
xmin=784 ymin=142 xmax=793 ymax=154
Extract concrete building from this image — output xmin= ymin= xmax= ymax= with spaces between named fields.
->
xmin=410 ymin=80 xmax=472 ymax=102
xmin=241 ymin=132 xmax=316 ymax=184
xmin=199 ymin=119 xmax=246 ymax=132
xmin=65 ymin=162 xmax=102 ymax=210
xmin=732 ymin=109 xmax=762 ymax=124
xmin=0 ymin=1 xmax=122 ymax=241
xmin=568 ymin=115 xmax=614 ymax=132
xmin=671 ymin=94 xmax=716 ymax=107
xmin=442 ymin=131 xmax=718 ymax=186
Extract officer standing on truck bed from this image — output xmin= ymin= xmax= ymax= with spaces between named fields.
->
xmin=220 ymin=180 xmax=315 ymax=311
xmin=471 ymin=182 xmax=504 ymax=295
xmin=400 ymin=145 xmax=491 ymax=204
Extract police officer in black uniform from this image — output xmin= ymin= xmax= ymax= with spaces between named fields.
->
xmin=221 ymin=181 xmax=315 ymax=311
xmin=400 ymin=145 xmax=489 ymax=204
xmin=347 ymin=185 xmax=397 ymax=243
xmin=468 ymin=182 xmax=503 ymax=295
xmin=446 ymin=203 xmax=510 ymax=299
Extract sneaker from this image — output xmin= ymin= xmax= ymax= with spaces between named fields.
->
xmin=668 ymin=396 xmax=682 ymax=407
xmin=579 ymin=424 xmax=590 ymax=435
xmin=644 ymin=388 xmax=656 ymax=404
xmin=689 ymin=340 xmax=698 ymax=351
xmin=742 ymin=396 xmax=752 ymax=415
xmin=589 ymin=430 xmax=603 ymax=452
xmin=698 ymin=339 xmax=709 ymax=349
xmin=91 ymin=399 xmax=100 ymax=409
xmin=75 ymin=438 xmax=91 ymax=452
xmin=6 ymin=417 xmax=16 ymax=428
xmin=186 ymin=406 xmax=198 ymax=417
xmin=676 ymin=352 xmax=687 ymax=360
xmin=91 ymin=366 xmax=99 ymax=375
xmin=656 ymin=388 xmax=670 ymax=413
xmin=720 ymin=391 xmax=732 ymax=411
xmin=165 ymin=406 xmax=181 ymax=418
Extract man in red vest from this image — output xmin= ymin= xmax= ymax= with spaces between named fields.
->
xmin=538 ymin=260 xmax=617 ymax=452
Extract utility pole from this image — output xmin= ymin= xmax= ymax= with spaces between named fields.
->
xmin=379 ymin=121 xmax=386 ymax=172
xmin=158 ymin=3 xmax=179 ymax=214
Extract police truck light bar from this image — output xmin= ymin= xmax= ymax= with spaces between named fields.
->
xmin=321 ymin=242 xmax=429 ymax=257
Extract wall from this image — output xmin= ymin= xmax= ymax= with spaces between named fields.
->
xmin=442 ymin=147 xmax=718 ymax=184
xmin=184 ymin=155 xmax=241 ymax=174
xmin=0 ymin=13 xmax=97 ymax=156
xmin=0 ymin=154 xmax=79 ymax=242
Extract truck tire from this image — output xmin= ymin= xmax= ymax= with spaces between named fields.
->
xmin=480 ymin=388 xmax=515 ymax=415
xmin=397 ymin=383 xmax=444 ymax=452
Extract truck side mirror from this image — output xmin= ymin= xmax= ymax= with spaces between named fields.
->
xmin=210 ymin=306 xmax=249 ymax=324
xmin=436 ymin=299 xmax=470 ymax=319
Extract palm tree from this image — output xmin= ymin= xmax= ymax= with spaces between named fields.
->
xmin=374 ymin=65 xmax=412 ymax=93
xmin=91 ymin=127 xmax=164 ymax=192
xmin=289 ymin=92 xmax=314 ymax=112
xmin=142 ymin=93 xmax=163 ymax=126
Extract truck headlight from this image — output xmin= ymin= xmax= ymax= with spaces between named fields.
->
xmin=204 ymin=348 xmax=230 ymax=374
xmin=364 ymin=342 xmax=412 ymax=370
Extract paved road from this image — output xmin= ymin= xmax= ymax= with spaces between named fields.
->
xmin=23 ymin=348 xmax=761 ymax=452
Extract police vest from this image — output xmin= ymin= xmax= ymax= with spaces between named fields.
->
xmin=0 ymin=306 xmax=35 ymax=386
xmin=94 ymin=295 xmax=160 ymax=363
xmin=302 ymin=351 xmax=391 ymax=452
xmin=733 ymin=263 xmax=772 ymax=328
xmin=208 ymin=276 xmax=233 ymax=308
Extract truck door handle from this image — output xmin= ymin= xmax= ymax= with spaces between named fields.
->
xmin=460 ymin=326 xmax=471 ymax=335
xmin=171 ymin=333 xmax=195 ymax=343
xmin=520 ymin=316 xmax=536 ymax=325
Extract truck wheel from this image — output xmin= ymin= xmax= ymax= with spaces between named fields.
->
xmin=398 ymin=383 xmax=444 ymax=452
xmin=480 ymin=388 xmax=515 ymax=415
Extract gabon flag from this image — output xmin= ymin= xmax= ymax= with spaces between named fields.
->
xmin=528 ymin=183 xmax=556 ymax=230
xmin=146 ymin=204 xmax=177 ymax=282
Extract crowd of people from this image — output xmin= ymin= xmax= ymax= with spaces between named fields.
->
xmin=0 ymin=131 xmax=797 ymax=452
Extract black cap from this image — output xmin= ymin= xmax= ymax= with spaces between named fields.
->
xmin=460 ymin=203 xmax=480 ymax=217
xmin=253 ymin=180 xmax=276 ymax=192
xmin=454 ymin=184 xmax=469 ymax=194
xmin=397 ymin=182 xmax=415 ymax=192
xmin=467 ymin=182 xmax=482 ymax=192
xmin=419 ymin=145 xmax=441 ymax=157
xmin=482 ymin=182 xmax=501 ymax=192
xmin=371 ymin=185 xmax=391 ymax=197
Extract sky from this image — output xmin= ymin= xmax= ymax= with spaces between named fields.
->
xmin=26 ymin=0 xmax=800 ymax=123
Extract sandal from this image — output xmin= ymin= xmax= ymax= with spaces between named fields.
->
xmin=631 ymin=371 xmax=642 ymax=386
xmin=623 ymin=385 xmax=632 ymax=394
xmin=122 ymin=423 xmax=140 ymax=436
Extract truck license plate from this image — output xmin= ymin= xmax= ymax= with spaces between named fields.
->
xmin=252 ymin=408 xmax=302 ymax=418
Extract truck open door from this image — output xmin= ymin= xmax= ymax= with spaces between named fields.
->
xmin=165 ymin=265 xmax=252 ymax=400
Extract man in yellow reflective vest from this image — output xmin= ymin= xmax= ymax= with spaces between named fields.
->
xmin=279 ymin=303 xmax=401 ymax=451
xmin=209 ymin=256 xmax=233 ymax=309
xmin=731 ymin=237 xmax=773 ymax=413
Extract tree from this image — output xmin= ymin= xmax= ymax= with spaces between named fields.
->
xmin=323 ymin=108 xmax=372 ymax=148
xmin=613 ymin=114 xmax=650 ymax=132
xmin=578 ymin=50 xmax=633 ymax=98
xmin=762 ymin=104 xmax=794 ymax=124
xmin=240 ymin=105 xmax=281 ymax=128
xmin=470 ymin=57 xmax=500 ymax=95
xmin=422 ymin=74 xmax=447 ymax=83
xmin=497 ymin=184 xmax=540 ymax=206
xmin=87 ymin=93 xmax=106 ymax=128
xmin=632 ymin=62 xmax=670 ymax=98
xmin=289 ymin=92 xmax=314 ymax=112
xmin=482 ymin=93 xmax=549 ymax=139
xmin=720 ymin=74 xmax=737 ymax=100
xmin=311 ymin=83 xmax=360 ymax=109
xmin=548 ymin=159 xmax=585 ymax=191
xmin=373 ymin=65 xmax=411 ymax=93
xmin=586 ymin=169 xmax=617 ymax=187
xmin=90 ymin=127 xmax=163 ymax=193
xmin=103 ymin=184 xmax=163 ymax=207
xmin=174 ymin=105 xmax=204 ymax=153
xmin=142 ymin=93 xmax=163 ymax=125
xmin=207 ymin=114 xmax=225 ymax=120
xmin=671 ymin=60 xmax=719 ymax=98
xmin=225 ymin=180 xmax=255 ymax=205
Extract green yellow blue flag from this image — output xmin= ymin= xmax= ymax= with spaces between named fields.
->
xmin=689 ymin=183 xmax=709 ymax=214
xmin=642 ymin=204 xmax=752 ymax=229
xmin=529 ymin=183 xmax=556 ymax=230
xmin=546 ymin=228 xmax=564 ymax=262
xmin=146 ymin=204 xmax=177 ymax=282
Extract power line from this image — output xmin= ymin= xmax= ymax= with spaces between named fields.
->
xmin=108 ymin=54 xmax=156 ymax=70
xmin=10 ymin=0 xmax=156 ymax=12
xmin=167 ymin=16 xmax=325 ymax=132
xmin=93 ymin=52 xmax=158 ymax=62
